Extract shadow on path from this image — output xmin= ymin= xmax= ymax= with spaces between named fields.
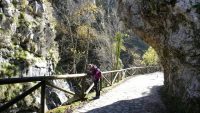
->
xmin=85 ymin=86 xmax=167 ymax=113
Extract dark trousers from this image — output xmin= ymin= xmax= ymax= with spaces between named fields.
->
xmin=94 ymin=79 xmax=100 ymax=97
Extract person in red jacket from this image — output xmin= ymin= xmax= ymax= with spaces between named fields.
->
xmin=87 ymin=64 xmax=101 ymax=99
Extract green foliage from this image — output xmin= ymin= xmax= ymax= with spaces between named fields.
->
xmin=113 ymin=32 xmax=127 ymax=69
xmin=74 ymin=2 xmax=100 ymax=17
xmin=0 ymin=46 xmax=43 ymax=77
xmin=48 ymin=48 xmax=59 ymax=64
xmin=131 ymin=51 xmax=140 ymax=59
xmin=12 ymin=0 xmax=18 ymax=7
xmin=47 ymin=106 xmax=68 ymax=113
xmin=0 ymin=84 xmax=23 ymax=101
xmin=19 ymin=12 xmax=25 ymax=20
xmin=12 ymin=47 xmax=37 ymax=66
xmin=13 ymin=49 xmax=28 ymax=61
xmin=21 ymin=0 xmax=27 ymax=12
xmin=27 ymin=6 xmax=34 ymax=14
xmin=76 ymin=24 xmax=97 ymax=39
xmin=0 ymin=63 xmax=18 ymax=77
xmin=18 ymin=13 xmax=31 ymax=28
xmin=142 ymin=47 xmax=159 ymax=66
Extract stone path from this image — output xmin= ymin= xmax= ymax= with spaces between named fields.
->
xmin=73 ymin=72 xmax=167 ymax=113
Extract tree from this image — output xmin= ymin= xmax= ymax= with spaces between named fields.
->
xmin=142 ymin=47 xmax=159 ymax=66
xmin=113 ymin=32 xmax=127 ymax=69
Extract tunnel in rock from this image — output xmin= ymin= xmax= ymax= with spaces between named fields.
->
xmin=117 ymin=0 xmax=200 ymax=113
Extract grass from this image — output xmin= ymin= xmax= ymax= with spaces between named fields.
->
xmin=46 ymin=106 xmax=68 ymax=113
xmin=47 ymin=92 xmax=97 ymax=113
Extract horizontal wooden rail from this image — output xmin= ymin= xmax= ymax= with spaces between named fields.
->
xmin=0 ymin=74 xmax=86 ymax=85
xmin=0 ymin=67 xmax=159 ymax=85
xmin=101 ymin=66 xmax=156 ymax=74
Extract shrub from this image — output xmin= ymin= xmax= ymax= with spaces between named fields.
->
xmin=142 ymin=47 xmax=159 ymax=66
xmin=76 ymin=24 xmax=96 ymax=39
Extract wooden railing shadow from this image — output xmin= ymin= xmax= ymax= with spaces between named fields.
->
xmin=0 ymin=66 xmax=160 ymax=113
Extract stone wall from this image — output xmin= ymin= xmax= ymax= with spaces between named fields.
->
xmin=118 ymin=0 xmax=200 ymax=112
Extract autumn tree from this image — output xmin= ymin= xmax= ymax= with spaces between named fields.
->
xmin=142 ymin=47 xmax=159 ymax=66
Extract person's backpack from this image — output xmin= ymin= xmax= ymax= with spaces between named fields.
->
xmin=95 ymin=67 xmax=101 ymax=80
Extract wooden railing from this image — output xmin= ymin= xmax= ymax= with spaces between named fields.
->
xmin=0 ymin=66 xmax=160 ymax=113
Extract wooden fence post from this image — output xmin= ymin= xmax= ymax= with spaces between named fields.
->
xmin=117 ymin=72 xmax=120 ymax=82
xmin=110 ymin=73 xmax=113 ymax=86
xmin=41 ymin=81 xmax=46 ymax=113
xmin=120 ymin=71 xmax=123 ymax=80
xmin=80 ymin=77 xmax=86 ymax=99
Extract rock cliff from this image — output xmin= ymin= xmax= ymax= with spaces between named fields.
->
xmin=0 ymin=0 xmax=158 ymax=112
xmin=118 ymin=0 xmax=200 ymax=112
xmin=0 ymin=0 xmax=68 ymax=112
xmin=0 ymin=0 xmax=147 ymax=112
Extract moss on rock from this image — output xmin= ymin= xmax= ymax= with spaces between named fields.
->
xmin=0 ymin=62 xmax=19 ymax=77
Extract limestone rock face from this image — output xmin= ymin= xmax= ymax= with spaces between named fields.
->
xmin=0 ymin=0 xmax=63 ymax=112
xmin=118 ymin=0 xmax=200 ymax=112
xmin=0 ymin=0 xmax=124 ymax=112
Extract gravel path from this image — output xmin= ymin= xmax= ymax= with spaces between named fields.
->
xmin=73 ymin=72 xmax=166 ymax=113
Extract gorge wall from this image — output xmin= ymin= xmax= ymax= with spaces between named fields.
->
xmin=0 ymin=0 xmax=117 ymax=111
xmin=0 ymin=0 xmax=161 ymax=112
xmin=0 ymin=0 xmax=148 ymax=112
xmin=0 ymin=0 xmax=66 ymax=112
xmin=118 ymin=0 xmax=200 ymax=112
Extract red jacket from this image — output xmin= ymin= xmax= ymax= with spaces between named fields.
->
xmin=89 ymin=66 xmax=101 ymax=81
